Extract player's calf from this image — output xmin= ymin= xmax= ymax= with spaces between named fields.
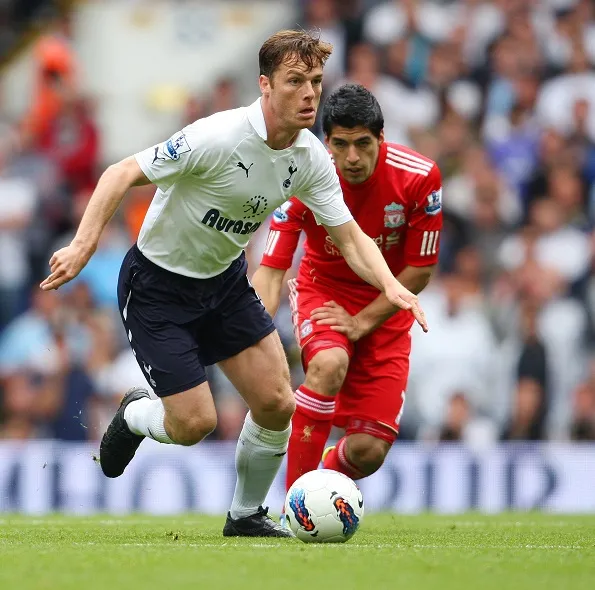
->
xmin=161 ymin=383 xmax=218 ymax=445
xmin=164 ymin=412 xmax=218 ymax=446
xmin=344 ymin=433 xmax=391 ymax=476
xmin=323 ymin=421 xmax=397 ymax=479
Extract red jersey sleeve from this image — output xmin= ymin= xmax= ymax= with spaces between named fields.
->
xmin=405 ymin=164 xmax=443 ymax=267
xmin=260 ymin=198 xmax=307 ymax=270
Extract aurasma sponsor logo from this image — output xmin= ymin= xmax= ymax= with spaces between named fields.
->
xmin=201 ymin=209 xmax=261 ymax=234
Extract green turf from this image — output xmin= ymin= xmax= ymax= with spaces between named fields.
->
xmin=1 ymin=513 xmax=594 ymax=590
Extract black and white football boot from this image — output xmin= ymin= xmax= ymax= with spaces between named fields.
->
xmin=99 ymin=386 xmax=150 ymax=478
xmin=223 ymin=506 xmax=295 ymax=538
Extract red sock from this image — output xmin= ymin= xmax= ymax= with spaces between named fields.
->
xmin=322 ymin=436 xmax=365 ymax=480
xmin=286 ymin=386 xmax=335 ymax=491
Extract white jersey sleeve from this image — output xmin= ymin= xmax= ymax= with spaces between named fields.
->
xmin=134 ymin=118 xmax=222 ymax=192
xmin=295 ymin=140 xmax=353 ymax=227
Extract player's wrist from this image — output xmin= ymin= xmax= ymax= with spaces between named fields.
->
xmin=71 ymin=237 xmax=97 ymax=259
xmin=353 ymin=313 xmax=372 ymax=339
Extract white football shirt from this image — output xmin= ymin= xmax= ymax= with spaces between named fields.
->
xmin=134 ymin=98 xmax=353 ymax=278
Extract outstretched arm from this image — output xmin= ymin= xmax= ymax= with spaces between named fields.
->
xmin=354 ymin=264 xmax=435 ymax=334
xmin=324 ymin=220 xmax=427 ymax=332
xmin=40 ymin=157 xmax=149 ymax=291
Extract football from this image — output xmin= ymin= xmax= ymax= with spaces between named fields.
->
xmin=284 ymin=469 xmax=364 ymax=543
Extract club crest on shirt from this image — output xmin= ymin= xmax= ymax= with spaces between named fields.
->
xmin=384 ymin=202 xmax=405 ymax=228
xmin=300 ymin=319 xmax=313 ymax=339
xmin=425 ymin=187 xmax=442 ymax=216
xmin=283 ymin=159 xmax=298 ymax=188
xmin=164 ymin=132 xmax=191 ymax=161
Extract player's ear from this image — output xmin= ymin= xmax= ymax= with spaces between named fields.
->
xmin=378 ymin=130 xmax=385 ymax=145
xmin=259 ymin=74 xmax=271 ymax=96
xmin=324 ymin=134 xmax=330 ymax=148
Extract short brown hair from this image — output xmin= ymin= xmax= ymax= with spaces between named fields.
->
xmin=259 ymin=30 xmax=333 ymax=79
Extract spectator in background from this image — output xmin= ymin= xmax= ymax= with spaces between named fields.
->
xmin=303 ymin=0 xmax=347 ymax=87
xmin=433 ymin=391 xmax=498 ymax=446
xmin=0 ymin=160 xmax=38 ymax=327
xmin=340 ymin=41 xmax=414 ymax=143
xmin=37 ymin=96 xmax=99 ymax=196
xmin=499 ymin=197 xmax=591 ymax=287
xmin=84 ymin=309 xmax=150 ymax=440
xmin=66 ymin=222 xmax=131 ymax=310
xmin=439 ymin=392 xmax=471 ymax=441
xmin=570 ymin=382 xmax=595 ymax=440
xmin=569 ymin=362 xmax=595 ymax=440
xmin=408 ymin=269 xmax=498 ymax=432
xmin=484 ymin=102 xmax=541 ymax=200
xmin=537 ymin=45 xmax=595 ymax=143
xmin=0 ymin=288 xmax=66 ymax=376
xmin=501 ymin=377 xmax=546 ymax=441
xmin=20 ymin=15 xmax=78 ymax=146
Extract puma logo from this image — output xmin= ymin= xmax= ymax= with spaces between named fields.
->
xmin=152 ymin=146 xmax=166 ymax=164
xmin=283 ymin=162 xmax=298 ymax=188
xmin=237 ymin=161 xmax=254 ymax=178
xmin=301 ymin=425 xmax=315 ymax=442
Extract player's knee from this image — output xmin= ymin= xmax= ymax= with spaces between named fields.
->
xmin=346 ymin=434 xmax=391 ymax=476
xmin=253 ymin=383 xmax=295 ymax=423
xmin=305 ymin=348 xmax=349 ymax=395
xmin=167 ymin=412 xmax=217 ymax=446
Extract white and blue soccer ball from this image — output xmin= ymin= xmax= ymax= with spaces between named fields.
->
xmin=284 ymin=469 xmax=364 ymax=543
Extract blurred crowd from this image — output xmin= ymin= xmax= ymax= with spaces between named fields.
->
xmin=2 ymin=0 xmax=595 ymax=445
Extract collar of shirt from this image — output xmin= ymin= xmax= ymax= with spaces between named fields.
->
xmin=247 ymin=98 xmax=311 ymax=149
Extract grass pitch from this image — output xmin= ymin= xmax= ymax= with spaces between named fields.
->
xmin=1 ymin=513 xmax=594 ymax=590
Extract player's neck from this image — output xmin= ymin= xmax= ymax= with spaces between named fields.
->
xmin=265 ymin=129 xmax=300 ymax=151
xmin=261 ymin=101 xmax=300 ymax=150
xmin=264 ymin=121 xmax=300 ymax=150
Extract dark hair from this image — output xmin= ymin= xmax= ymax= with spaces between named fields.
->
xmin=259 ymin=29 xmax=333 ymax=79
xmin=322 ymin=84 xmax=384 ymax=138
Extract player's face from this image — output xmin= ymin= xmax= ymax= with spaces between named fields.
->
xmin=325 ymin=126 xmax=384 ymax=185
xmin=261 ymin=56 xmax=323 ymax=131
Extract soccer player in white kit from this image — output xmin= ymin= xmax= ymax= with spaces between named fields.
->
xmin=40 ymin=30 xmax=427 ymax=536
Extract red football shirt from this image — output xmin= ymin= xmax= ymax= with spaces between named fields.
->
xmin=261 ymin=141 xmax=443 ymax=306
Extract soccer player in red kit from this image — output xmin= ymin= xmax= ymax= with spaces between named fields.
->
xmin=252 ymin=84 xmax=442 ymax=489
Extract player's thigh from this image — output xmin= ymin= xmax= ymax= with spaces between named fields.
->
xmin=288 ymin=277 xmax=354 ymax=371
xmin=218 ymin=331 xmax=294 ymax=428
xmin=197 ymin=264 xmax=293 ymax=424
xmin=117 ymin=248 xmax=208 ymax=399
xmin=335 ymin=333 xmax=411 ymax=434
xmin=200 ymin=264 xmax=277 ymax=369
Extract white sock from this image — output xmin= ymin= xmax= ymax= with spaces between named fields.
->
xmin=123 ymin=398 xmax=174 ymax=444
xmin=229 ymin=412 xmax=291 ymax=519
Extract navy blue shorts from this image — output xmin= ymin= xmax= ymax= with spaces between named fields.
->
xmin=117 ymin=245 xmax=276 ymax=397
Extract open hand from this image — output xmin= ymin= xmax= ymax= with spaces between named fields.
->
xmin=311 ymin=300 xmax=364 ymax=342
xmin=40 ymin=243 xmax=93 ymax=291
xmin=383 ymin=280 xmax=428 ymax=332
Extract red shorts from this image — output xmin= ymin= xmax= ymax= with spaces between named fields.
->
xmin=288 ymin=277 xmax=411 ymax=435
